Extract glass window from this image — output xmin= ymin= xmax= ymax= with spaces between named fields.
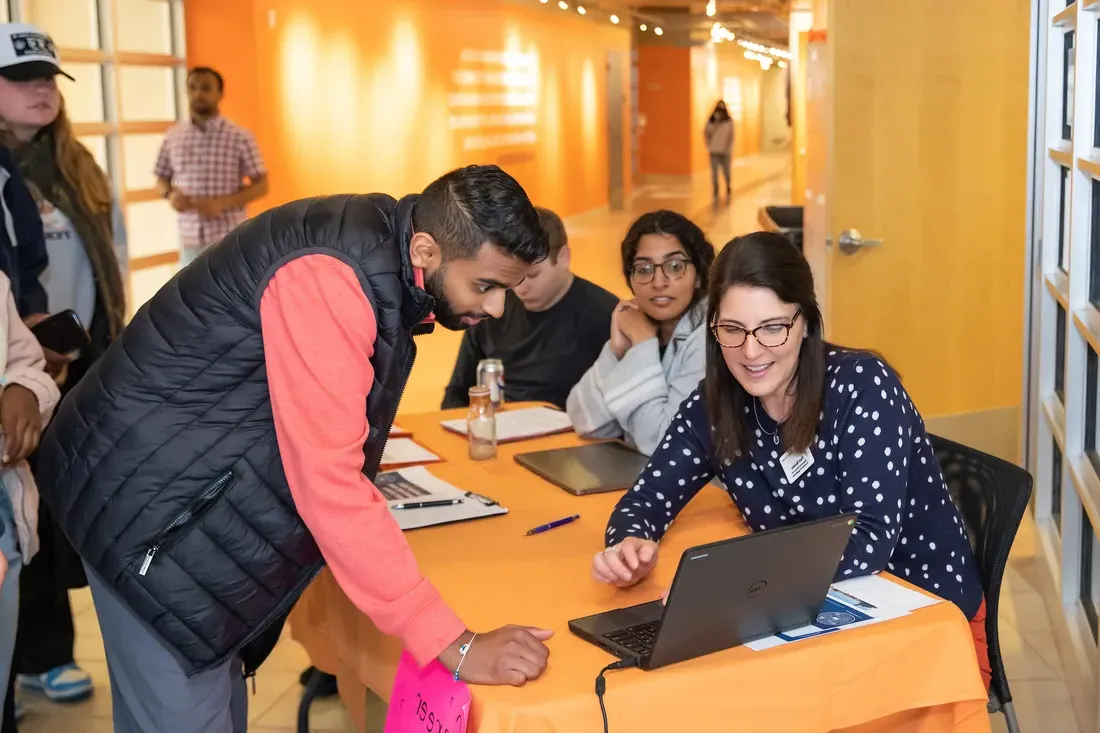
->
xmin=1054 ymin=439 xmax=1064 ymax=532
xmin=118 ymin=66 xmax=177 ymax=122
xmin=116 ymin=0 xmax=172 ymax=55
xmin=58 ymin=63 xmax=106 ymax=124
xmin=1064 ymin=31 xmax=1076 ymax=141
xmin=129 ymin=264 xmax=176 ymax=314
xmin=1082 ymin=508 xmax=1100 ymax=642
xmin=125 ymin=200 xmax=179 ymax=259
xmin=1060 ymin=166 xmax=1071 ymax=272
xmin=122 ymin=134 xmax=168 ymax=192
xmin=1092 ymin=181 xmax=1100 ymax=304
xmin=24 ymin=0 xmax=101 ymax=50
xmin=77 ymin=135 xmax=109 ymax=176
xmin=1088 ymin=347 xmax=1098 ymax=471
xmin=1095 ymin=22 xmax=1100 ymax=149
xmin=1057 ymin=302 xmax=1067 ymax=402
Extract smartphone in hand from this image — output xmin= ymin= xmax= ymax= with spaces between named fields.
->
xmin=30 ymin=310 xmax=90 ymax=356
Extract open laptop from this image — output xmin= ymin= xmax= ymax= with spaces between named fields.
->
xmin=514 ymin=441 xmax=650 ymax=496
xmin=569 ymin=513 xmax=857 ymax=670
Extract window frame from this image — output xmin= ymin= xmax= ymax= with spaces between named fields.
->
xmin=10 ymin=0 xmax=188 ymax=312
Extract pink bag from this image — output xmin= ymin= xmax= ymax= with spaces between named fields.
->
xmin=383 ymin=651 xmax=472 ymax=733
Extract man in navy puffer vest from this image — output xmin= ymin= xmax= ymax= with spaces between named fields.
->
xmin=35 ymin=165 xmax=554 ymax=733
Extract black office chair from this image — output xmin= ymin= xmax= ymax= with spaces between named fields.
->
xmin=930 ymin=434 xmax=1033 ymax=733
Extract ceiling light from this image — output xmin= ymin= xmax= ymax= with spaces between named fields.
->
xmin=558 ymin=0 xmax=568 ymax=8
xmin=610 ymin=14 xmax=619 ymax=23
xmin=577 ymin=5 xmax=586 ymax=14
xmin=706 ymin=0 xmax=716 ymax=17
xmin=654 ymin=26 xmax=663 ymax=35
xmin=710 ymin=22 xmax=734 ymax=43
xmin=640 ymin=23 xmax=647 ymax=31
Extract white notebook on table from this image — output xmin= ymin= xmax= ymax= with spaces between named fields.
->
xmin=440 ymin=406 xmax=574 ymax=443
xmin=381 ymin=438 xmax=440 ymax=468
xmin=378 ymin=467 xmax=508 ymax=531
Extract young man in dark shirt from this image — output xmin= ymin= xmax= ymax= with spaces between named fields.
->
xmin=442 ymin=207 xmax=617 ymax=410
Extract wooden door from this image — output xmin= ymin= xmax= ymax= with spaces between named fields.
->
xmin=803 ymin=0 xmax=1032 ymax=455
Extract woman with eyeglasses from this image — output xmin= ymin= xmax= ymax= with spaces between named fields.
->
xmin=566 ymin=210 xmax=714 ymax=456
xmin=590 ymin=232 xmax=991 ymax=689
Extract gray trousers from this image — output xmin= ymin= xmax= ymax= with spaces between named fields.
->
xmin=710 ymin=152 xmax=732 ymax=195
xmin=85 ymin=564 xmax=249 ymax=732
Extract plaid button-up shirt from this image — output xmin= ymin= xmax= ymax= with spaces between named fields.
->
xmin=154 ymin=115 xmax=266 ymax=250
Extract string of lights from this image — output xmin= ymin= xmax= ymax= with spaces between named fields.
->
xmin=531 ymin=0 xmax=790 ymax=64
xmin=537 ymin=0 xmax=663 ymax=36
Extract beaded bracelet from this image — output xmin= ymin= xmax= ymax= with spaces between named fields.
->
xmin=453 ymin=633 xmax=477 ymax=682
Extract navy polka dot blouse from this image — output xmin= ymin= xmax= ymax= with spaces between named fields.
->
xmin=604 ymin=349 xmax=984 ymax=620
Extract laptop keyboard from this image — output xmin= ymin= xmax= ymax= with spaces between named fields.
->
xmin=603 ymin=620 xmax=662 ymax=656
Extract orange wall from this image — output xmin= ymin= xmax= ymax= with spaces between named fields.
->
xmin=185 ymin=0 xmax=631 ymax=218
xmin=636 ymin=46 xmax=692 ymax=176
xmin=635 ymin=42 xmax=764 ymax=178
xmin=183 ymin=0 xmax=259 ymax=136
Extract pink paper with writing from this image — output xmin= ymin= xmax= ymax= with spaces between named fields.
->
xmin=384 ymin=651 xmax=471 ymax=733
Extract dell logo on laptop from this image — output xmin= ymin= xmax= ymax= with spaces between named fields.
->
xmin=747 ymin=580 xmax=768 ymax=599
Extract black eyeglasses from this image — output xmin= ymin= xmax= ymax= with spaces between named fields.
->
xmin=711 ymin=310 xmax=802 ymax=348
xmin=630 ymin=258 xmax=692 ymax=284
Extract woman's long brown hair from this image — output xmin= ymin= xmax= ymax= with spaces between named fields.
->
xmin=45 ymin=97 xmax=112 ymax=215
xmin=704 ymin=232 xmax=826 ymax=465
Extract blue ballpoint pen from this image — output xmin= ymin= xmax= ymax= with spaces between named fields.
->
xmin=525 ymin=514 xmax=581 ymax=536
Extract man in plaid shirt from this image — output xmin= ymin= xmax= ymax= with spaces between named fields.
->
xmin=155 ymin=67 xmax=268 ymax=266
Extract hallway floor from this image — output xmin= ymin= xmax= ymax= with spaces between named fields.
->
xmin=15 ymin=155 xmax=1078 ymax=732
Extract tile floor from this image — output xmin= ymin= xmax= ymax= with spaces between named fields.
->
xmin=15 ymin=155 xmax=1077 ymax=731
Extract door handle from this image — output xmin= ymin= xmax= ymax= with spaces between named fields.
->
xmin=836 ymin=229 xmax=884 ymax=255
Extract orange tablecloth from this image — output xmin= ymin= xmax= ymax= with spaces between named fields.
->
xmin=290 ymin=405 xmax=991 ymax=733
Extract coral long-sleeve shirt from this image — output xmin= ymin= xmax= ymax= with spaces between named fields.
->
xmin=260 ymin=254 xmax=465 ymax=665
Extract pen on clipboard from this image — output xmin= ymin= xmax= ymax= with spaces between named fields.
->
xmin=525 ymin=514 xmax=580 ymax=536
xmin=392 ymin=499 xmax=464 ymax=510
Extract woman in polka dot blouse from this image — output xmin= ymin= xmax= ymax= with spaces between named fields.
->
xmin=591 ymin=232 xmax=991 ymax=688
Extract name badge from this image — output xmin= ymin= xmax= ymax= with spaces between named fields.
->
xmin=779 ymin=448 xmax=814 ymax=484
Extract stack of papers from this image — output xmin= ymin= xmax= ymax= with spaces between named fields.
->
xmin=440 ymin=406 xmax=574 ymax=443
xmin=746 ymin=575 xmax=941 ymax=651
xmin=381 ymin=438 xmax=440 ymax=468
xmin=379 ymin=467 xmax=509 ymax=531
xmin=389 ymin=423 xmax=412 ymax=438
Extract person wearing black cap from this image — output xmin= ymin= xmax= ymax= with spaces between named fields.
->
xmin=0 ymin=20 xmax=129 ymax=720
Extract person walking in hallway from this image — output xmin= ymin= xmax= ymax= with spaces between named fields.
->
xmin=705 ymin=100 xmax=734 ymax=200
xmin=35 ymin=165 xmax=556 ymax=733
xmin=155 ymin=67 xmax=268 ymax=267
xmin=442 ymin=206 xmax=618 ymax=409
xmin=0 ymin=21 xmax=129 ymax=720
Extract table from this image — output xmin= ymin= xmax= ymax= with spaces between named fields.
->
xmin=290 ymin=405 xmax=991 ymax=733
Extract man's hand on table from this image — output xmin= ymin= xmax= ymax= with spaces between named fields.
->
xmin=592 ymin=537 xmax=659 ymax=587
xmin=439 ymin=626 xmax=554 ymax=686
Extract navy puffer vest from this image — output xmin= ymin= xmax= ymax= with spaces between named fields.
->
xmin=35 ymin=193 xmax=433 ymax=676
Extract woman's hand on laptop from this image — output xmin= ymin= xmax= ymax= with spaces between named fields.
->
xmin=592 ymin=537 xmax=659 ymax=587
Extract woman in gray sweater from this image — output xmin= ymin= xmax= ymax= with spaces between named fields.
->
xmin=566 ymin=211 xmax=714 ymax=455
xmin=705 ymin=101 xmax=734 ymax=199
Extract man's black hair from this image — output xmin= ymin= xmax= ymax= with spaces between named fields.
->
xmin=188 ymin=66 xmax=225 ymax=92
xmin=412 ymin=165 xmax=548 ymax=265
